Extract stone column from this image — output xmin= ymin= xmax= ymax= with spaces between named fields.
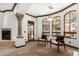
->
xmin=15 ymin=13 xmax=24 ymax=38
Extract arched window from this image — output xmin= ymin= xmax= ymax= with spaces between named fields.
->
xmin=64 ymin=10 xmax=76 ymax=39
xmin=52 ymin=16 xmax=61 ymax=36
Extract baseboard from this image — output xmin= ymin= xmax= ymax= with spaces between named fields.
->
xmin=21 ymin=39 xmax=79 ymax=49
xmin=66 ymin=44 xmax=79 ymax=49
xmin=25 ymin=40 xmax=34 ymax=43
xmin=34 ymin=40 xmax=50 ymax=42
xmin=14 ymin=45 xmax=26 ymax=48
xmin=34 ymin=40 xmax=79 ymax=49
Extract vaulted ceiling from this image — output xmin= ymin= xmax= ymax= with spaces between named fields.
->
xmin=0 ymin=3 xmax=74 ymax=17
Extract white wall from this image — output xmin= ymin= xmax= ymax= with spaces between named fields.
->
xmin=22 ymin=15 xmax=28 ymax=41
xmin=0 ymin=13 xmax=4 ymax=27
xmin=22 ymin=15 xmax=35 ymax=41
xmin=0 ymin=11 xmax=35 ymax=42
xmin=0 ymin=12 xmax=18 ymax=41
xmin=0 ymin=12 xmax=4 ymax=40
xmin=76 ymin=4 xmax=79 ymax=48
xmin=62 ymin=4 xmax=79 ymax=48
xmin=35 ymin=17 xmax=46 ymax=40
xmin=34 ymin=18 xmax=38 ymax=40
xmin=36 ymin=4 xmax=79 ymax=48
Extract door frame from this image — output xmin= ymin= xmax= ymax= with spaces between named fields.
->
xmin=28 ymin=21 xmax=34 ymax=41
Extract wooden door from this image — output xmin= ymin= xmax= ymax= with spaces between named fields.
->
xmin=28 ymin=21 xmax=34 ymax=41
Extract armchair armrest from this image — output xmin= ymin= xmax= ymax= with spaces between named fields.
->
xmin=56 ymin=40 xmax=64 ymax=43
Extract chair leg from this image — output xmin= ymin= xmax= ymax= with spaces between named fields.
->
xmin=44 ymin=40 xmax=46 ymax=45
xmin=58 ymin=45 xmax=59 ymax=53
xmin=50 ymin=39 xmax=51 ymax=48
xmin=46 ymin=39 xmax=48 ymax=45
xmin=58 ymin=42 xmax=59 ymax=53
xmin=64 ymin=44 xmax=66 ymax=51
xmin=38 ymin=38 xmax=39 ymax=45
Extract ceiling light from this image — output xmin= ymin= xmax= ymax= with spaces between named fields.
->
xmin=48 ymin=5 xmax=53 ymax=9
xmin=47 ymin=5 xmax=53 ymax=21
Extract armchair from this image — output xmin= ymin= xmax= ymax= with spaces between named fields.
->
xmin=50 ymin=36 xmax=66 ymax=52
xmin=38 ymin=35 xmax=48 ymax=45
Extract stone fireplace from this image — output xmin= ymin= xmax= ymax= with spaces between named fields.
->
xmin=2 ymin=28 xmax=11 ymax=40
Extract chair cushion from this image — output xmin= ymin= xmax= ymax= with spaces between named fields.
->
xmin=56 ymin=36 xmax=64 ymax=43
xmin=42 ymin=35 xmax=47 ymax=39
xmin=39 ymin=38 xmax=45 ymax=41
xmin=51 ymin=39 xmax=58 ymax=44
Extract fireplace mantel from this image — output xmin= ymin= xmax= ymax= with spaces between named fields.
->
xmin=1 ymin=28 xmax=11 ymax=31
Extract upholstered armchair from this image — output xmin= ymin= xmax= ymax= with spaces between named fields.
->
xmin=38 ymin=35 xmax=48 ymax=45
xmin=50 ymin=36 xmax=66 ymax=52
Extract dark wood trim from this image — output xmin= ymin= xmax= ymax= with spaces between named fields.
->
xmin=42 ymin=32 xmax=50 ymax=33
xmin=36 ymin=3 xmax=77 ymax=17
xmin=42 ymin=19 xmax=50 ymax=36
xmin=52 ymin=16 xmax=61 ymax=36
xmin=34 ymin=40 xmax=79 ymax=49
xmin=28 ymin=21 xmax=34 ymax=24
xmin=0 ymin=3 xmax=76 ymax=18
xmin=12 ymin=3 xmax=17 ymax=11
xmin=25 ymin=3 xmax=76 ymax=18
xmin=0 ymin=3 xmax=36 ymax=18
xmin=28 ymin=21 xmax=34 ymax=41
xmin=0 ymin=3 xmax=17 ymax=13
xmin=26 ymin=13 xmax=37 ymax=18
xmin=52 ymin=32 xmax=61 ymax=33
xmin=50 ymin=41 xmax=79 ymax=49
xmin=16 ymin=40 xmax=79 ymax=49
xmin=64 ymin=10 xmax=76 ymax=39
xmin=66 ymin=44 xmax=79 ymax=49
xmin=64 ymin=10 xmax=76 ymax=17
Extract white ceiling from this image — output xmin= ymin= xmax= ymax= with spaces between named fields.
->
xmin=16 ymin=3 xmax=72 ymax=16
xmin=0 ymin=3 xmax=14 ymax=11
xmin=0 ymin=3 xmax=72 ymax=16
xmin=27 ymin=3 xmax=72 ymax=16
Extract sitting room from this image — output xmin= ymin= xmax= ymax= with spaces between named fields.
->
xmin=0 ymin=3 xmax=79 ymax=56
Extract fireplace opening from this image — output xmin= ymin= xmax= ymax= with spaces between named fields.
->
xmin=2 ymin=30 xmax=11 ymax=40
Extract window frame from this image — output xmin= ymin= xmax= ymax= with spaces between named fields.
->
xmin=64 ymin=10 xmax=76 ymax=39
xmin=42 ymin=19 xmax=50 ymax=36
xmin=52 ymin=16 xmax=61 ymax=36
